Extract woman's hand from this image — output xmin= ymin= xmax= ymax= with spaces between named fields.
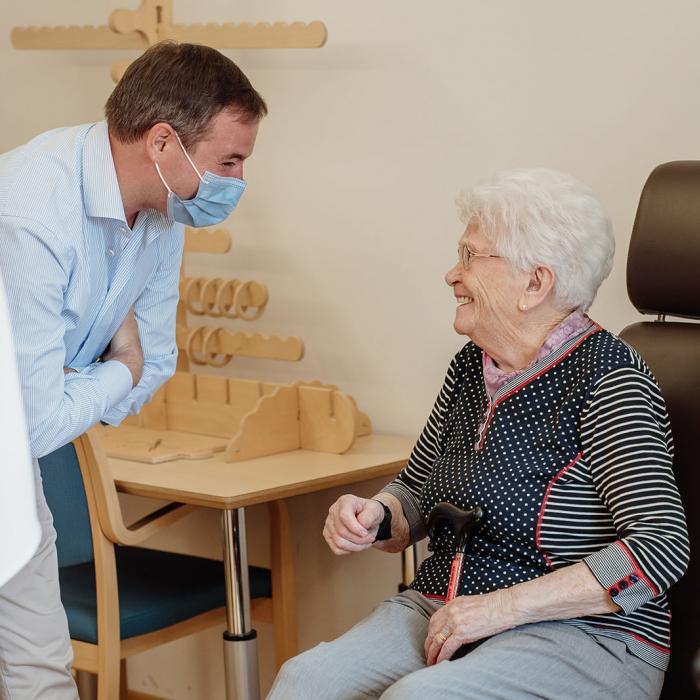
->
xmin=424 ymin=562 xmax=620 ymax=665
xmin=424 ymin=590 xmax=515 ymax=665
xmin=323 ymin=495 xmax=385 ymax=555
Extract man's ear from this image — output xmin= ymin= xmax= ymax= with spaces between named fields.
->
xmin=145 ymin=122 xmax=175 ymax=161
xmin=518 ymin=265 xmax=555 ymax=310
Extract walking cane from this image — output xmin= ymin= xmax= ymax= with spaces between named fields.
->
xmin=426 ymin=502 xmax=484 ymax=601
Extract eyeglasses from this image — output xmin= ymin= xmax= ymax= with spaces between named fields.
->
xmin=458 ymin=242 xmax=502 ymax=269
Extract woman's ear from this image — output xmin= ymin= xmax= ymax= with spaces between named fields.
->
xmin=519 ymin=265 xmax=555 ymax=310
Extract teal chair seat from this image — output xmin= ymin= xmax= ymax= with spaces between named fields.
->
xmin=39 ymin=444 xmax=273 ymax=646
xmin=59 ymin=546 xmax=272 ymax=643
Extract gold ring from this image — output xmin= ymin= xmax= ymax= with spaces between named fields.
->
xmin=435 ymin=632 xmax=448 ymax=645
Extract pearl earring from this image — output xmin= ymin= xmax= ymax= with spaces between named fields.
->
xmin=520 ymin=304 xmax=527 ymax=311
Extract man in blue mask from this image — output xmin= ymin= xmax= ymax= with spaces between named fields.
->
xmin=0 ymin=42 xmax=266 ymax=699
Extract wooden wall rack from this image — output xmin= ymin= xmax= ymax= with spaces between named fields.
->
xmin=181 ymin=277 xmax=268 ymax=320
xmin=11 ymin=0 xmax=327 ymax=82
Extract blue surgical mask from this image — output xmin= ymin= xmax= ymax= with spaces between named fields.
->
xmin=155 ymin=132 xmax=246 ymax=228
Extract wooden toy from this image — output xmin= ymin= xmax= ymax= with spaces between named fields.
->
xmin=100 ymin=373 xmax=372 ymax=464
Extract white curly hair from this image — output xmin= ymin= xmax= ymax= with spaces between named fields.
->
xmin=456 ymin=168 xmax=614 ymax=311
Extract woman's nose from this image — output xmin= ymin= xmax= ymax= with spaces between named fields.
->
xmin=445 ymin=261 xmax=462 ymax=286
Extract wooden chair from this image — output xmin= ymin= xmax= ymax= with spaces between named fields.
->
xmin=38 ymin=429 xmax=297 ymax=700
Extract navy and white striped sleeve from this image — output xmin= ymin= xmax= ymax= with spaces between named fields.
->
xmin=0 ymin=217 xmax=132 ymax=457
xmin=581 ymin=363 xmax=689 ymax=615
xmin=102 ymin=226 xmax=184 ymax=425
xmin=381 ymin=355 xmax=459 ymax=542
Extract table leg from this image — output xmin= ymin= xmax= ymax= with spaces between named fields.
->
xmin=222 ymin=507 xmax=260 ymax=700
xmin=400 ymin=543 xmax=418 ymax=592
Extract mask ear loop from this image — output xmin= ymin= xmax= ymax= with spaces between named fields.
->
xmin=184 ymin=277 xmax=206 ymax=315
xmin=154 ymin=130 xmax=203 ymax=193
xmin=202 ymin=326 xmax=233 ymax=367
xmin=216 ymin=279 xmax=240 ymax=319
xmin=154 ymin=162 xmax=173 ymax=193
xmin=201 ymin=277 xmax=223 ymax=317
xmin=173 ymin=132 xmax=204 ymax=181
xmin=185 ymin=326 xmax=208 ymax=366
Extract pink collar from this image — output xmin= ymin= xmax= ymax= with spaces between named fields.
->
xmin=482 ymin=311 xmax=594 ymax=398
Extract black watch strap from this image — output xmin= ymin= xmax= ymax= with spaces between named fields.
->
xmin=373 ymin=501 xmax=392 ymax=542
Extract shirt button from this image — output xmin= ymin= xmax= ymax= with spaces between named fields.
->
xmin=108 ymin=249 xmax=115 ymax=256
xmin=619 ymin=580 xmax=629 ymax=590
xmin=609 ymin=587 xmax=619 ymax=597
xmin=629 ymin=575 xmax=639 ymax=584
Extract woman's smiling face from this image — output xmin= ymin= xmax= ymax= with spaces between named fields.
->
xmin=445 ymin=219 xmax=528 ymax=345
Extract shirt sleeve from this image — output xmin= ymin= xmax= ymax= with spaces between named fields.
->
xmin=381 ymin=355 xmax=460 ymax=542
xmin=101 ymin=226 xmax=184 ymax=425
xmin=581 ymin=363 xmax=689 ymax=615
xmin=0 ymin=216 xmax=132 ymax=457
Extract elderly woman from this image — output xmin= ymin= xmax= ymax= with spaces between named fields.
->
xmin=268 ymin=169 xmax=689 ymax=700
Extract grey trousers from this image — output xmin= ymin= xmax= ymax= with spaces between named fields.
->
xmin=268 ymin=590 xmax=665 ymax=700
xmin=0 ymin=459 xmax=78 ymax=700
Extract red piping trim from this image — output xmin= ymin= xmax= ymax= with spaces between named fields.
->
xmin=615 ymin=540 xmax=660 ymax=597
xmin=422 ymin=593 xmax=446 ymax=602
xmin=476 ymin=325 xmax=602 ymax=450
xmin=535 ymin=452 xmax=584 ymax=570
xmin=593 ymin=626 xmax=670 ymax=654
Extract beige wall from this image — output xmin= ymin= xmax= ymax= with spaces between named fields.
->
xmin=2 ymin=0 xmax=698 ymax=697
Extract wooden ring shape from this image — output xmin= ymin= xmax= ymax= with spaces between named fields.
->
xmin=201 ymin=326 xmax=233 ymax=367
xmin=215 ymin=279 xmax=241 ymax=319
xmin=201 ymin=277 xmax=223 ymax=318
xmin=184 ymin=277 xmax=206 ymax=316
xmin=233 ymin=281 xmax=269 ymax=322
xmin=184 ymin=326 xmax=208 ymax=365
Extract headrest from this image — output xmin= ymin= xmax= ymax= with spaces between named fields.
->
xmin=627 ymin=161 xmax=700 ymax=319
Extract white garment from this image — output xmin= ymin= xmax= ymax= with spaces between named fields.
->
xmin=0 ymin=274 xmax=40 ymax=586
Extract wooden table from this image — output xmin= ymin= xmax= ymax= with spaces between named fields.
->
xmin=110 ymin=434 xmax=414 ymax=700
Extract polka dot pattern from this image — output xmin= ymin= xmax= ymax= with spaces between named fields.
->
xmin=413 ymin=329 xmax=632 ymax=597
xmin=387 ymin=327 xmax=688 ymax=671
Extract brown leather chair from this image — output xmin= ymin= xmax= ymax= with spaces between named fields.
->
xmin=619 ymin=161 xmax=700 ymax=699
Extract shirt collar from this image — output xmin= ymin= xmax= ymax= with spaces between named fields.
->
xmin=482 ymin=311 xmax=595 ymax=398
xmin=82 ymin=121 xmax=128 ymax=223
xmin=82 ymin=121 xmax=174 ymax=244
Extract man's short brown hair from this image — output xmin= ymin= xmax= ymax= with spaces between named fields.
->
xmin=105 ymin=41 xmax=267 ymax=148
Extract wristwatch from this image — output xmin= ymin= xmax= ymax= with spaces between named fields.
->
xmin=373 ymin=500 xmax=393 ymax=542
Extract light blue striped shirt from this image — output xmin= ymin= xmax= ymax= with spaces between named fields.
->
xmin=0 ymin=121 xmax=183 ymax=458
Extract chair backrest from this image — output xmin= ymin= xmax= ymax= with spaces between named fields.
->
xmin=619 ymin=161 xmax=700 ymax=699
xmin=38 ymin=442 xmax=94 ymax=568
xmin=38 ymin=428 xmax=140 ymax=567
xmin=78 ymin=428 xmax=149 ymax=545
xmin=74 ymin=428 xmax=195 ymax=547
